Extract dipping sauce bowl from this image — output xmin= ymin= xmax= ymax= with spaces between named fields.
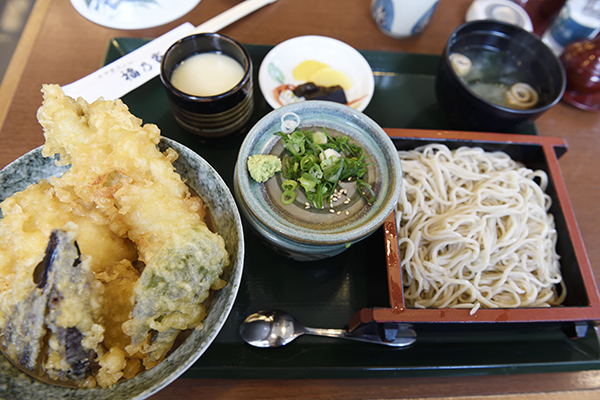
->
xmin=234 ymin=101 xmax=401 ymax=262
xmin=160 ymin=33 xmax=254 ymax=140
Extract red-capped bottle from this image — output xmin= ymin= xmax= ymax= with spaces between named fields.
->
xmin=560 ymin=34 xmax=600 ymax=110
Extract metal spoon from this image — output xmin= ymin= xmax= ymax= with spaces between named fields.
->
xmin=239 ymin=310 xmax=417 ymax=348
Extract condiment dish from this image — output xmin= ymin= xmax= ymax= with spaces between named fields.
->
xmin=258 ymin=36 xmax=374 ymax=112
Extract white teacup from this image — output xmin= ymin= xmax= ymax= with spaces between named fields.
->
xmin=371 ymin=0 xmax=439 ymax=38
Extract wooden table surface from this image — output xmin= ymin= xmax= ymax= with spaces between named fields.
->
xmin=1 ymin=0 xmax=600 ymax=398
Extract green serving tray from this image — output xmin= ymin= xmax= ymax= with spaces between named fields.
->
xmin=101 ymin=38 xmax=598 ymax=379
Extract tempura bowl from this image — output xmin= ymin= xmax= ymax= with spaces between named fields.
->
xmin=234 ymin=101 xmax=401 ymax=261
xmin=435 ymin=20 xmax=565 ymax=133
xmin=0 ymin=138 xmax=244 ymax=399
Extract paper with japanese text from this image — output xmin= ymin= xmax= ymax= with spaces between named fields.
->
xmin=62 ymin=0 xmax=277 ymax=103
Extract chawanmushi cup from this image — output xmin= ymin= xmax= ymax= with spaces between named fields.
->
xmin=160 ymin=33 xmax=254 ymax=140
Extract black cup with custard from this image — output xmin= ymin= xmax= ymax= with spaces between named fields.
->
xmin=160 ymin=33 xmax=254 ymax=140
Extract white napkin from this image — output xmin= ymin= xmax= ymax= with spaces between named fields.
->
xmin=62 ymin=0 xmax=277 ymax=103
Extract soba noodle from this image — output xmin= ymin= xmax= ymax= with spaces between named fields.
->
xmin=396 ymin=144 xmax=566 ymax=311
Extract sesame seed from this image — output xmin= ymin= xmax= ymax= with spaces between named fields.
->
xmin=336 ymin=211 xmax=341 ymax=215
xmin=329 ymin=209 xmax=335 ymax=213
xmin=345 ymin=210 xmax=350 ymax=216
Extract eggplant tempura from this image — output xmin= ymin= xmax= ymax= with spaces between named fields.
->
xmin=0 ymin=84 xmax=229 ymax=388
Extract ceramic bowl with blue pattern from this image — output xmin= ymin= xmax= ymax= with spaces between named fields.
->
xmin=234 ymin=101 xmax=401 ymax=261
xmin=0 ymin=138 xmax=244 ymax=399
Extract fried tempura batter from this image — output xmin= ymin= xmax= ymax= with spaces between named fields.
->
xmin=1 ymin=224 xmax=104 ymax=382
xmin=0 ymin=84 xmax=229 ymax=388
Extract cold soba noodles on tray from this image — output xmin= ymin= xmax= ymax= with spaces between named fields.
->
xmin=396 ymin=144 xmax=565 ymax=314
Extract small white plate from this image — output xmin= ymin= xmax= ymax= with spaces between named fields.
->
xmin=70 ymin=0 xmax=201 ymax=30
xmin=465 ymin=0 xmax=533 ymax=32
xmin=258 ymin=36 xmax=375 ymax=112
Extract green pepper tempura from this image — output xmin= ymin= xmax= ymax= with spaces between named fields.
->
xmin=275 ymin=127 xmax=375 ymax=209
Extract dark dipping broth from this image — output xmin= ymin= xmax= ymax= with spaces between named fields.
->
xmin=264 ymin=127 xmax=379 ymax=231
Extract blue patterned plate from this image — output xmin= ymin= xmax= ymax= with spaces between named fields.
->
xmin=69 ymin=0 xmax=200 ymax=30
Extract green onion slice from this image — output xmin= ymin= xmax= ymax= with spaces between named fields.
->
xmin=281 ymin=190 xmax=296 ymax=205
xmin=275 ymin=127 xmax=376 ymax=208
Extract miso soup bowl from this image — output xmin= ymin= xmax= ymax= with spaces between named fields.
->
xmin=435 ymin=20 xmax=565 ymax=133
xmin=234 ymin=101 xmax=402 ymax=261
